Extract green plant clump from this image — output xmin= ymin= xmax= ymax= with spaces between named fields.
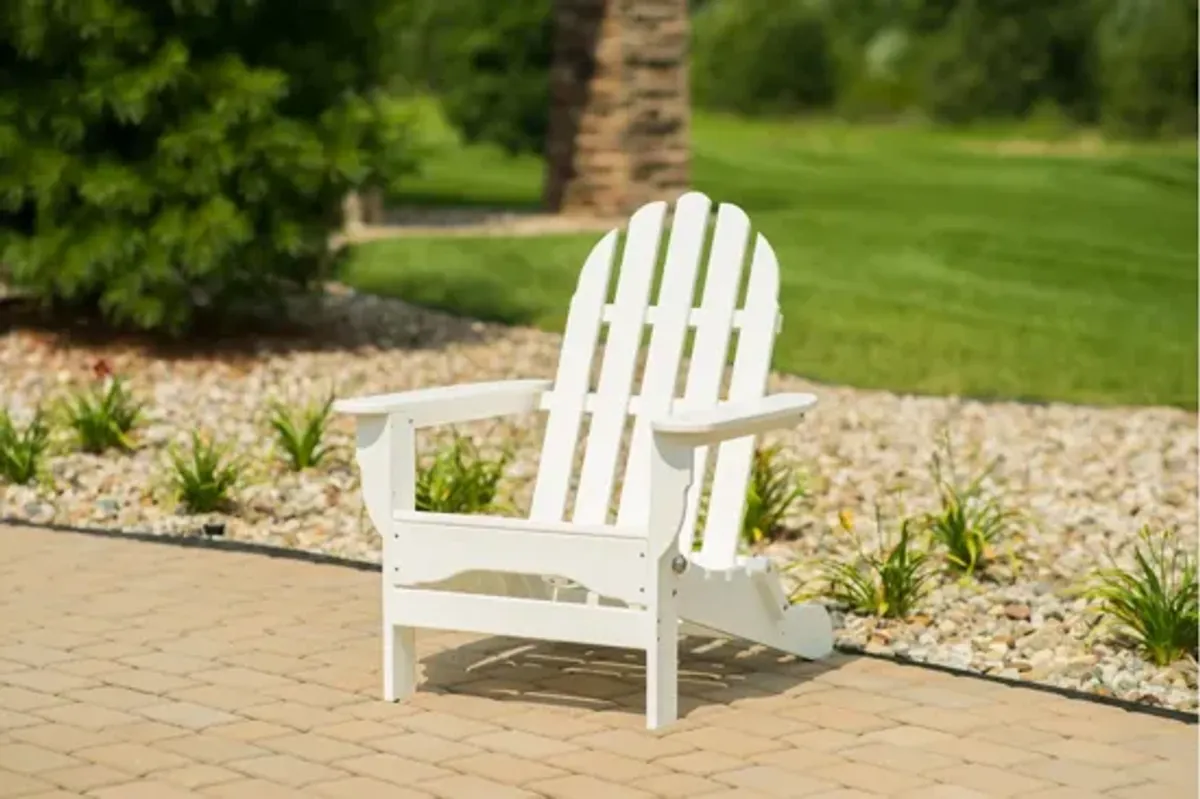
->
xmin=62 ymin=378 xmax=143 ymax=454
xmin=168 ymin=432 xmax=242 ymax=514
xmin=693 ymin=444 xmax=806 ymax=552
xmin=269 ymin=395 xmax=334 ymax=472
xmin=815 ymin=507 xmax=936 ymax=619
xmin=742 ymin=444 xmax=807 ymax=545
xmin=921 ymin=433 xmax=1021 ymax=577
xmin=0 ymin=408 xmax=50 ymax=485
xmin=415 ymin=434 xmax=509 ymax=514
xmin=1087 ymin=526 xmax=1199 ymax=666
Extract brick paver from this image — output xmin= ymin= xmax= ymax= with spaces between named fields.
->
xmin=1 ymin=524 xmax=1196 ymax=798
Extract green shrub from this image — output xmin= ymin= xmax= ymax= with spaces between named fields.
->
xmin=828 ymin=0 xmax=1101 ymax=125
xmin=692 ymin=0 xmax=836 ymax=115
xmin=0 ymin=408 xmax=50 ymax=485
xmin=832 ymin=26 xmax=926 ymax=120
xmin=692 ymin=444 xmax=806 ymax=551
xmin=1094 ymin=0 xmax=1198 ymax=137
xmin=915 ymin=1 xmax=1053 ymax=123
xmin=1086 ymin=526 xmax=1198 ymax=666
xmin=921 ymin=433 xmax=1021 ymax=577
xmin=168 ymin=432 xmax=242 ymax=514
xmin=269 ymin=395 xmax=334 ymax=472
xmin=0 ymin=0 xmax=427 ymax=333
xmin=742 ymin=445 xmax=807 ymax=545
xmin=415 ymin=434 xmax=509 ymax=514
xmin=689 ymin=0 xmax=1193 ymax=134
xmin=815 ymin=507 xmax=936 ymax=619
xmin=62 ymin=378 xmax=143 ymax=454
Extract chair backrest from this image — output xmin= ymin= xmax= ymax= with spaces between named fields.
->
xmin=530 ymin=192 xmax=782 ymax=570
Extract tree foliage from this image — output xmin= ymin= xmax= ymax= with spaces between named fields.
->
xmin=0 ymin=0 xmax=427 ymax=333
xmin=694 ymin=0 xmax=1196 ymax=135
xmin=388 ymin=0 xmax=552 ymax=156
xmin=692 ymin=0 xmax=836 ymax=115
xmin=1094 ymin=0 xmax=1198 ymax=137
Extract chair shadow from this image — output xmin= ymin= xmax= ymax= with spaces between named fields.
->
xmin=420 ymin=635 xmax=852 ymax=720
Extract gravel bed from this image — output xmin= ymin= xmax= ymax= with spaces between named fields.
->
xmin=2 ymin=287 xmax=1196 ymax=713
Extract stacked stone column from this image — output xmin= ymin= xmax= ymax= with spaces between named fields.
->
xmin=544 ymin=0 xmax=690 ymax=216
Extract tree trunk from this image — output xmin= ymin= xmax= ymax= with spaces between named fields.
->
xmin=543 ymin=0 xmax=690 ymax=216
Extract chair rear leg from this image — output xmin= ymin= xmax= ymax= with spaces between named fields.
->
xmin=383 ymin=623 xmax=417 ymax=701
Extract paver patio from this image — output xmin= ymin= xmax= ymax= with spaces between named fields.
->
xmin=1 ymin=523 xmax=1195 ymax=799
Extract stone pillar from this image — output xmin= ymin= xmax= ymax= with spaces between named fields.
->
xmin=342 ymin=189 xmax=385 ymax=232
xmin=361 ymin=188 xmax=385 ymax=225
xmin=543 ymin=0 xmax=690 ymax=216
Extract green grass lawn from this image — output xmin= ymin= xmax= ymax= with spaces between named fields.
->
xmin=343 ymin=114 xmax=1198 ymax=409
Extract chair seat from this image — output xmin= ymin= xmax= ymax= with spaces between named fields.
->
xmin=393 ymin=510 xmax=776 ymax=574
xmin=390 ymin=510 xmax=649 ymax=604
xmin=392 ymin=509 xmax=646 ymax=539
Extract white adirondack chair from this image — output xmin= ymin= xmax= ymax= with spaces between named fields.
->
xmin=335 ymin=192 xmax=834 ymax=729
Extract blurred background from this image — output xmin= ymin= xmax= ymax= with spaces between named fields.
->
xmin=1 ymin=0 xmax=1196 ymax=406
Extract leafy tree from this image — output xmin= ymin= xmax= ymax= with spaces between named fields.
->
xmin=918 ymin=0 xmax=1057 ymax=123
xmin=1094 ymin=0 xmax=1198 ymax=137
xmin=692 ymin=0 xmax=836 ymax=115
xmin=0 ymin=0 xmax=427 ymax=333
xmin=390 ymin=0 xmax=552 ymax=156
xmin=691 ymin=0 xmax=1195 ymax=137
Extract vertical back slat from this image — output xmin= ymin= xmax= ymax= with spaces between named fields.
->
xmin=671 ymin=203 xmax=752 ymax=551
xmin=614 ymin=192 xmax=713 ymax=528
xmin=529 ymin=231 xmax=619 ymax=522
xmin=571 ymin=202 xmax=669 ymax=523
xmin=700 ymin=235 xmax=781 ymax=566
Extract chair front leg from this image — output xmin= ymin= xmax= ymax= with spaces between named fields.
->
xmin=645 ymin=434 xmax=694 ymax=729
xmin=354 ymin=413 xmax=420 ymax=701
xmin=646 ymin=550 xmax=680 ymax=729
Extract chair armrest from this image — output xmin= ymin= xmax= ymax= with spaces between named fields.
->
xmin=333 ymin=379 xmax=552 ymax=428
xmin=651 ymin=393 xmax=817 ymax=448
